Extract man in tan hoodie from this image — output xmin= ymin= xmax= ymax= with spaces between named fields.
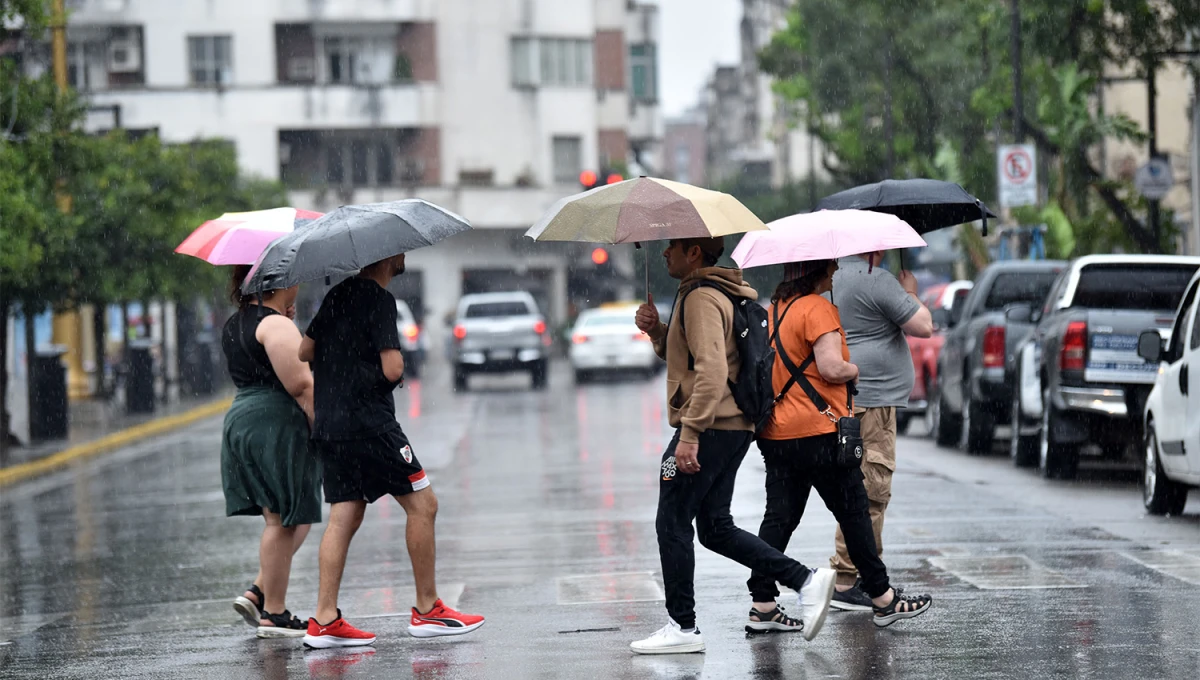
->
xmin=630 ymin=237 xmax=836 ymax=655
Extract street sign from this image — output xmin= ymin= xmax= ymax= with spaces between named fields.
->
xmin=1135 ymin=157 xmax=1174 ymax=201
xmin=998 ymin=144 xmax=1037 ymax=208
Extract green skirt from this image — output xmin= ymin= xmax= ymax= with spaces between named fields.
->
xmin=221 ymin=386 xmax=322 ymax=527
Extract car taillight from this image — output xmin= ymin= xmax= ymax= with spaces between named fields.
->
xmin=453 ymin=325 xmax=467 ymax=341
xmin=633 ymin=333 xmax=651 ymax=342
xmin=572 ymin=334 xmax=589 ymax=344
xmin=1061 ymin=321 xmax=1087 ymax=371
xmin=534 ymin=320 xmax=547 ymax=335
xmin=982 ymin=326 xmax=1005 ymax=369
xmin=403 ymin=324 xmax=419 ymax=340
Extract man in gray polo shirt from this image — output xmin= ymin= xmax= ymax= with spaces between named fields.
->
xmin=828 ymin=252 xmax=932 ymax=611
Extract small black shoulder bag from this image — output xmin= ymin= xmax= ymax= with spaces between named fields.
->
xmin=771 ymin=302 xmax=864 ymax=468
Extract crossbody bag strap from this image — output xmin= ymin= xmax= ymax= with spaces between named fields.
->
xmin=771 ymin=297 xmax=837 ymax=422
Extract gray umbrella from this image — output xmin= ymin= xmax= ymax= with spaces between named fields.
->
xmin=242 ymin=199 xmax=471 ymax=293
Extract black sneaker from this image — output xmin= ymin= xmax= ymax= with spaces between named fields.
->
xmin=745 ymin=605 xmax=803 ymax=634
xmin=830 ymin=581 xmax=874 ymax=612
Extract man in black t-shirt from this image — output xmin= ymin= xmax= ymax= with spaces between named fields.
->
xmin=297 ymin=254 xmax=485 ymax=648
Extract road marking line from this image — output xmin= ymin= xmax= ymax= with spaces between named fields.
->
xmin=1119 ymin=550 xmax=1200 ymax=586
xmin=0 ymin=397 xmax=232 ymax=488
xmin=557 ymin=571 xmax=665 ymax=605
xmin=928 ymin=555 xmax=1087 ymax=590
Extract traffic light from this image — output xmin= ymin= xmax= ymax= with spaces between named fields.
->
xmin=605 ymin=172 xmax=624 ymax=185
xmin=591 ymin=247 xmax=610 ymax=266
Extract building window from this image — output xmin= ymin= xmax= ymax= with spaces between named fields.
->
xmin=630 ymin=43 xmax=657 ymax=103
xmin=188 ymin=36 xmax=232 ymax=86
xmin=323 ymin=35 xmax=393 ymax=84
xmin=67 ymin=40 xmax=105 ymax=91
xmin=510 ymin=37 xmax=592 ymax=88
xmin=552 ymin=136 xmax=582 ymax=185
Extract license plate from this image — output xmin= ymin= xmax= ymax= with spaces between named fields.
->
xmin=490 ymin=349 xmax=515 ymax=361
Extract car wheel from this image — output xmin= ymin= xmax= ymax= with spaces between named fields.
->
xmin=1039 ymin=388 xmax=1079 ymax=480
xmin=895 ymin=410 xmax=912 ymax=436
xmin=960 ymin=397 xmax=995 ymax=455
xmin=1010 ymin=390 xmax=1038 ymax=467
xmin=574 ymin=369 xmax=591 ymax=385
xmin=531 ymin=360 xmax=549 ymax=390
xmin=1143 ymin=423 xmax=1189 ymax=515
xmin=453 ymin=366 xmax=469 ymax=392
xmin=934 ymin=385 xmax=962 ymax=448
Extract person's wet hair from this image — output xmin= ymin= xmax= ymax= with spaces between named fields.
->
xmin=229 ymin=265 xmax=254 ymax=307
xmin=772 ymin=259 xmax=834 ymax=303
xmin=673 ymin=237 xmax=724 ymax=267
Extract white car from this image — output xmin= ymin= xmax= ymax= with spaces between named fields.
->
xmin=396 ymin=300 xmax=425 ymax=378
xmin=1138 ymin=270 xmax=1200 ymax=515
xmin=569 ymin=306 xmax=659 ymax=383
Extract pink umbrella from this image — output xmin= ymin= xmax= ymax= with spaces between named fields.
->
xmin=175 ymin=207 xmax=323 ymax=266
xmin=731 ymin=209 xmax=926 ymax=269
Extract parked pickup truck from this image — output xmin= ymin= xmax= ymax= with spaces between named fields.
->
xmin=932 ymin=260 xmax=1066 ymax=453
xmin=1010 ymin=255 xmax=1200 ymax=479
xmin=452 ymin=292 xmax=550 ymax=392
xmin=899 ymin=280 xmax=973 ymax=435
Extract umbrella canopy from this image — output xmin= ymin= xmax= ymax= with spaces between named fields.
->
xmin=525 ymin=176 xmax=767 ymax=245
xmin=241 ymin=200 xmax=470 ymax=293
xmin=731 ymin=210 xmax=926 ymax=269
xmin=174 ymin=207 xmax=323 ymax=265
xmin=816 ymin=179 xmax=996 ymax=235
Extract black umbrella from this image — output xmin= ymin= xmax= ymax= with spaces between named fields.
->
xmin=242 ymin=199 xmax=471 ymax=293
xmin=817 ymin=179 xmax=997 ymax=236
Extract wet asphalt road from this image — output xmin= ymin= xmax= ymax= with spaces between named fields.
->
xmin=1 ymin=361 xmax=1198 ymax=679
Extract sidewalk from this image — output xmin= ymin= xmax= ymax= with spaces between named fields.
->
xmin=0 ymin=390 xmax=233 ymax=484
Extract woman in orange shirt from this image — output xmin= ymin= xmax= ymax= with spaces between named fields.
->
xmin=745 ymin=260 xmax=932 ymax=634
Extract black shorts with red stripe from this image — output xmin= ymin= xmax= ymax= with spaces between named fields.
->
xmin=316 ymin=426 xmax=430 ymax=504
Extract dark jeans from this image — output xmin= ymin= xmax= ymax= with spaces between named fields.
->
xmin=657 ymin=428 xmax=811 ymax=629
xmin=747 ymin=433 xmax=891 ymax=602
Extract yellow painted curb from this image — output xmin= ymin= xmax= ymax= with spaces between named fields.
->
xmin=0 ymin=397 xmax=233 ymax=488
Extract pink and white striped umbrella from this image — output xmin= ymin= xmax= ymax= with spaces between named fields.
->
xmin=175 ymin=207 xmax=323 ymax=266
xmin=731 ymin=209 xmax=926 ymax=269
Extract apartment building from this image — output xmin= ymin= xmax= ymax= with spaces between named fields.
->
xmin=51 ymin=0 xmax=661 ymax=343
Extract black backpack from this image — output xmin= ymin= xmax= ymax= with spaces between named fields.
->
xmin=677 ymin=282 xmax=777 ymax=433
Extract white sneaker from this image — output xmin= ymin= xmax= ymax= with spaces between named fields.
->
xmin=629 ymin=620 xmax=706 ymax=655
xmin=797 ymin=568 xmax=836 ymax=641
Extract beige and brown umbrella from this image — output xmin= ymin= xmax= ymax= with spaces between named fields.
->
xmin=525 ymin=176 xmax=768 ymax=293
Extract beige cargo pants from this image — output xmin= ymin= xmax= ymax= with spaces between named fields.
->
xmin=830 ymin=406 xmax=896 ymax=587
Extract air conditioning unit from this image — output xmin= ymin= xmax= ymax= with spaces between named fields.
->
xmin=107 ymin=27 xmax=141 ymax=73
xmin=287 ymin=57 xmax=315 ymax=81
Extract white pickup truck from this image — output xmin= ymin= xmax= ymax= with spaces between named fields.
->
xmin=451 ymin=292 xmax=550 ymax=392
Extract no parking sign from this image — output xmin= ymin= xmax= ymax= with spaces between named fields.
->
xmin=997 ymin=144 xmax=1037 ymax=208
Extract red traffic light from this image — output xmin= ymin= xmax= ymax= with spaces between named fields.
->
xmin=591 ymin=247 xmax=610 ymax=265
xmin=606 ymin=173 xmax=623 ymax=185
xmin=579 ymin=170 xmax=599 ymax=188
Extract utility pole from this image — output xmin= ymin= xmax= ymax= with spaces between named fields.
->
xmin=50 ymin=0 xmax=89 ymax=401
xmin=1010 ymin=0 xmax=1023 ymax=141
xmin=1146 ymin=59 xmax=1161 ymax=248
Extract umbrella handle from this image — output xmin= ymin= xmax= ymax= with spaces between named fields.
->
xmin=978 ymin=200 xmax=988 ymax=237
xmin=636 ymin=242 xmax=649 ymax=301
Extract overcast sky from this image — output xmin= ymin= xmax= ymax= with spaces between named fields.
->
xmin=655 ymin=0 xmax=742 ymax=118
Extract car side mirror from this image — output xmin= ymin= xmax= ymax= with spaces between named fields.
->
xmin=1137 ymin=329 xmax=1164 ymax=363
xmin=1005 ymin=304 xmax=1033 ymax=324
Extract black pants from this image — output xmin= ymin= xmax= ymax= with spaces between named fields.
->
xmin=657 ymin=429 xmax=811 ymax=630
xmin=747 ymin=433 xmax=891 ymax=602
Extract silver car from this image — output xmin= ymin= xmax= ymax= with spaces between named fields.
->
xmin=451 ymin=292 xmax=549 ymax=391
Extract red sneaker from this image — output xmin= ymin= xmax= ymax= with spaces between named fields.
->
xmin=407 ymin=599 xmax=485 ymax=638
xmin=303 ymin=610 xmax=376 ymax=648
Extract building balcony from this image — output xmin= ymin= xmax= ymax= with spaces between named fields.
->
xmin=86 ymin=82 xmax=441 ymax=134
xmin=287 ymin=185 xmax=575 ymax=230
xmin=66 ymin=0 xmax=434 ymax=22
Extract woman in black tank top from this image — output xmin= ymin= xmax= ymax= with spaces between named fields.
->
xmin=219 ymin=265 xmax=320 ymax=638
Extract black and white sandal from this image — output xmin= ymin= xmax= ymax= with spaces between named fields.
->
xmin=745 ymin=605 xmax=804 ymax=634
xmin=872 ymin=590 xmax=932 ymax=628
xmin=255 ymin=610 xmax=308 ymax=639
xmin=234 ymin=584 xmax=265 ymax=628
